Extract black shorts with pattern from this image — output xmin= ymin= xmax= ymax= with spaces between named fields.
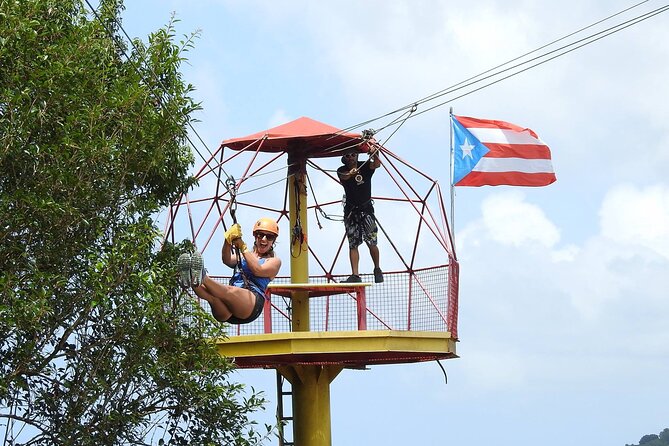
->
xmin=344 ymin=207 xmax=378 ymax=249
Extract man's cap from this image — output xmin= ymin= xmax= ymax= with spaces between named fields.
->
xmin=341 ymin=148 xmax=360 ymax=163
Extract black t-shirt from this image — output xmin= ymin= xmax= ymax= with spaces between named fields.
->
xmin=337 ymin=161 xmax=375 ymax=213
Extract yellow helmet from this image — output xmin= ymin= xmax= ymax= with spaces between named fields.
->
xmin=253 ymin=217 xmax=279 ymax=237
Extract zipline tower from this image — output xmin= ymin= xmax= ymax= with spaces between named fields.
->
xmin=164 ymin=117 xmax=459 ymax=446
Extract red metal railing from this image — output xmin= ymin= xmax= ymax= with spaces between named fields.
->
xmin=197 ymin=264 xmax=457 ymax=338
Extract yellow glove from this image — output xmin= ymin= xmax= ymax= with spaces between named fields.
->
xmin=224 ymin=223 xmax=243 ymax=244
xmin=232 ymin=237 xmax=248 ymax=253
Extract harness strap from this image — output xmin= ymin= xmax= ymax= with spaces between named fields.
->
xmin=226 ymin=175 xmax=250 ymax=289
xmin=345 ymin=199 xmax=374 ymax=220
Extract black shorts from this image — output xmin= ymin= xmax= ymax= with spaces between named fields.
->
xmin=344 ymin=209 xmax=378 ymax=249
xmin=225 ymin=288 xmax=265 ymax=325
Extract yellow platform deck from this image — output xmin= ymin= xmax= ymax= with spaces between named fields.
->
xmin=216 ymin=330 xmax=457 ymax=368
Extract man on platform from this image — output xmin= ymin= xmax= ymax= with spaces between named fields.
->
xmin=337 ymin=148 xmax=383 ymax=283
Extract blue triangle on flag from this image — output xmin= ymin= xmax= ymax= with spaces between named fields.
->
xmin=451 ymin=117 xmax=490 ymax=185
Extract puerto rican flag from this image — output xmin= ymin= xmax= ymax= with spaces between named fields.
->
xmin=451 ymin=115 xmax=556 ymax=187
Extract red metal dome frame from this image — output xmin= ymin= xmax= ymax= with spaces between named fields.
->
xmin=163 ymin=117 xmax=460 ymax=346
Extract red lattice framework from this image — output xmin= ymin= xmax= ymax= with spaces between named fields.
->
xmin=163 ymin=124 xmax=460 ymax=339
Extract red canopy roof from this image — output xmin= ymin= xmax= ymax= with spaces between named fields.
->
xmin=220 ymin=116 xmax=371 ymax=158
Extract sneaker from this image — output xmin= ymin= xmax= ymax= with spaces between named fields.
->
xmin=190 ymin=251 xmax=205 ymax=287
xmin=177 ymin=253 xmax=191 ymax=288
xmin=342 ymin=274 xmax=361 ymax=283
xmin=373 ymin=267 xmax=384 ymax=283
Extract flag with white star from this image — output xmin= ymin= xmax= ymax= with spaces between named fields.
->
xmin=451 ymin=115 xmax=556 ymax=187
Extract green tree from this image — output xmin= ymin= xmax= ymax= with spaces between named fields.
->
xmin=0 ymin=0 xmax=268 ymax=444
xmin=661 ymin=429 xmax=669 ymax=443
xmin=640 ymin=434 xmax=661 ymax=445
xmin=626 ymin=429 xmax=669 ymax=446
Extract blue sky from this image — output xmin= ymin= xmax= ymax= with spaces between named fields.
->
xmin=122 ymin=1 xmax=669 ymax=445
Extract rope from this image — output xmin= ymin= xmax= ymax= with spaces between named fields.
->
xmin=372 ymin=211 xmax=411 ymax=271
xmin=225 ymin=176 xmax=250 ymax=289
xmin=342 ymin=105 xmax=413 ymax=180
xmin=436 ymin=359 xmax=448 ymax=384
xmin=237 ymin=174 xmax=295 ymax=196
xmin=290 ymin=177 xmax=306 ymax=258
xmin=304 ymin=161 xmax=344 ymax=222
xmin=332 ymin=108 xmax=415 ymax=229
xmin=305 ymin=172 xmax=323 ymax=229
xmin=374 ymin=104 xmax=417 ymax=146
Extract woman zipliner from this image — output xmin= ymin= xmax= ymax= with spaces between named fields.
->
xmin=178 ymin=217 xmax=282 ymax=324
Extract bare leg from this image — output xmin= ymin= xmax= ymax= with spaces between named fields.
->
xmin=191 ymin=275 xmax=257 ymax=322
xmin=368 ymin=244 xmax=380 ymax=269
xmin=348 ymin=247 xmax=360 ymax=275
xmin=192 ymin=284 xmax=233 ymax=322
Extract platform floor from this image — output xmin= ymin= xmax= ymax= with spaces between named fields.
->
xmin=216 ymin=330 xmax=457 ymax=368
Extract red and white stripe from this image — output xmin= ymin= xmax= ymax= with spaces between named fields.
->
xmin=456 ymin=115 xmax=556 ymax=187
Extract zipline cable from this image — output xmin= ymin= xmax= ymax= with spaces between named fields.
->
xmin=90 ymin=0 xmax=666 ymax=167
xmin=398 ymin=0 xmax=654 ymax=114
xmin=405 ymin=4 xmax=669 ymax=121
xmin=92 ymin=0 xmax=665 ymax=152
xmin=86 ymin=0 xmax=669 ymax=228
xmin=338 ymin=2 xmax=668 ymax=136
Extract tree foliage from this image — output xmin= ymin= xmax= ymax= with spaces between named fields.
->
xmin=0 ymin=0 xmax=268 ymax=444
xmin=626 ymin=428 xmax=669 ymax=446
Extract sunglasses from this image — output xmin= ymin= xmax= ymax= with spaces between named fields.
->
xmin=254 ymin=232 xmax=277 ymax=242
xmin=344 ymin=153 xmax=358 ymax=158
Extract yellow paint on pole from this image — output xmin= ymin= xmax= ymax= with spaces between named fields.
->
xmin=278 ymin=365 xmax=343 ymax=446
xmin=288 ymin=155 xmax=310 ymax=332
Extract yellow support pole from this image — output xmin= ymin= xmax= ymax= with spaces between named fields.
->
xmin=278 ymin=365 xmax=343 ymax=446
xmin=285 ymin=151 xmax=339 ymax=445
xmin=287 ymin=154 xmax=309 ymax=332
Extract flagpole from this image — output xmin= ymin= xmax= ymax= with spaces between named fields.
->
xmin=449 ymin=107 xmax=455 ymax=239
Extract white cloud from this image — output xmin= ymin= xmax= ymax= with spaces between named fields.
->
xmin=599 ymin=183 xmax=669 ymax=259
xmin=461 ymin=190 xmax=561 ymax=249
xmin=550 ymin=244 xmax=580 ymax=262
xmin=458 ymin=186 xmax=669 ymax=322
xmin=556 ymin=236 xmax=633 ymax=318
xmin=553 ymin=183 xmax=669 ymax=318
